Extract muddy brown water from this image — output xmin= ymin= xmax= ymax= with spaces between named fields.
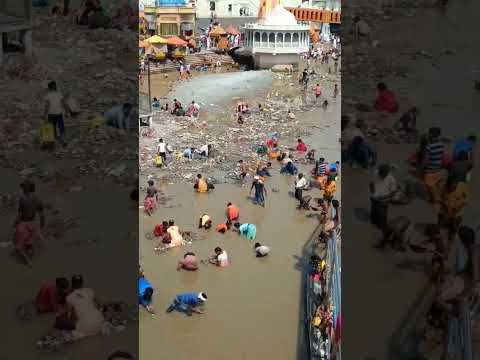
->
xmin=139 ymin=70 xmax=341 ymax=360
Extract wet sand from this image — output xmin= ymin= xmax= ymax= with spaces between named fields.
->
xmin=139 ymin=69 xmax=341 ymax=359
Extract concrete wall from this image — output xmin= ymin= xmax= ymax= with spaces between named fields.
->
xmin=0 ymin=0 xmax=31 ymax=20
xmin=253 ymin=52 xmax=299 ymax=69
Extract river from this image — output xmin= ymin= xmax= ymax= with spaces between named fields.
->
xmin=140 ymin=69 xmax=340 ymax=360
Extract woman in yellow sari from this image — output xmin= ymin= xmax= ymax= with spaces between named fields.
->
xmin=439 ymin=178 xmax=468 ymax=238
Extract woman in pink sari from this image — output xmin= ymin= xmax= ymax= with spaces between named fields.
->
xmin=14 ymin=180 xmax=45 ymax=266
xmin=374 ymin=82 xmax=399 ymax=113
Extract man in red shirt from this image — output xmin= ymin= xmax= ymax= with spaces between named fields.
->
xmin=296 ymin=138 xmax=307 ymax=152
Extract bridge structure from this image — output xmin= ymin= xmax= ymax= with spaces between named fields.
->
xmin=285 ymin=7 xmax=341 ymax=24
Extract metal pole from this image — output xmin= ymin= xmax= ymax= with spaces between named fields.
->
xmin=147 ymin=59 xmax=152 ymax=113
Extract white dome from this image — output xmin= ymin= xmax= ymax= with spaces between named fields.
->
xmin=260 ymin=5 xmax=298 ymax=26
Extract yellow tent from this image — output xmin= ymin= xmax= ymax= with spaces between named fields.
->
xmin=145 ymin=35 xmax=168 ymax=44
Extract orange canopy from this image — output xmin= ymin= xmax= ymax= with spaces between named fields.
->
xmin=209 ymin=26 xmax=227 ymax=37
xmin=225 ymin=24 xmax=240 ymax=36
xmin=166 ymin=36 xmax=188 ymax=46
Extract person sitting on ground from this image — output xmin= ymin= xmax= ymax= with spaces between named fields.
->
xmin=166 ymin=292 xmax=207 ymax=316
xmin=154 ymin=221 xmax=169 ymax=238
xmin=233 ymin=222 xmax=257 ymax=241
xmin=104 ymin=103 xmax=133 ymax=132
xmin=155 ymin=220 xmax=185 ymax=250
xmin=183 ymin=147 xmax=196 ymax=160
xmin=287 ymin=110 xmax=296 ymax=120
xmin=171 ymin=99 xmax=182 ymax=115
xmin=374 ymin=82 xmax=399 ymax=114
xmin=448 ymin=150 xmax=473 ymax=183
xmin=186 ymin=101 xmax=200 ymax=117
xmin=139 ymin=274 xmax=155 ymax=314
xmin=306 ymin=149 xmax=316 ymax=163
xmin=376 ymin=216 xmax=411 ymax=251
xmin=347 ymin=136 xmax=377 ymax=168
xmin=35 ymin=277 xmax=70 ymax=314
xmin=177 ymin=252 xmax=199 ymax=271
xmin=329 ymin=161 xmax=340 ymax=180
xmin=452 ymin=135 xmax=476 ymax=162
xmin=215 ymin=220 xmax=232 ymax=234
xmin=152 ymin=97 xmax=160 ymax=108
xmin=237 ymin=114 xmax=244 ymax=125
xmin=55 ymin=275 xmax=104 ymax=339
xmin=208 ymin=247 xmax=229 ymax=267
xmin=296 ymin=138 xmax=307 ymax=152
xmin=198 ymin=214 xmax=212 ymax=229
xmin=395 ymin=107 xmax=418 ymax=132
xmin=280 ymin=155 xmax=298 ymax=175
xmin=226 ymin=202 xmax=240 ymax=221
xmin=254 ymin=242 xmax=270 ymax=258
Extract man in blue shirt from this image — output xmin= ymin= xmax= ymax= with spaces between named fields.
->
xmin=139 ymin=275 xmax=155 ymax=314
xmin=166 ymin=292 xmax=207 ymax=316
xmin=452 ymin=135 xmax=476 ymax=161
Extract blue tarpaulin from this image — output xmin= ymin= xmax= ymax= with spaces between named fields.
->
xmin=156 ymin=0 xmax=188 ymax=6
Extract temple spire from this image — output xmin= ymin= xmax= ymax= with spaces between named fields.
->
xmin=257 ymin=0 xmax=280 ymax=19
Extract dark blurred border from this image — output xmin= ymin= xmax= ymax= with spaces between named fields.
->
xmin=342 ymin=0 xmax=480 ymax=359
xmin=1 ymin=1 xmax=139 ymax=359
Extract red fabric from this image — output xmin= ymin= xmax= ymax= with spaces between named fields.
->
xmin=442 ymin=153 xmax=452 ymax=168
xmin=296 ymin=142 xmax=307 ymax=152
xmin=335 ymin=313 xmax=342 ymax=343
xmin=266 ymin=139 xmax=274 ymax=148
xmin=153 ymin=224 xmax=164 ymax=237
xmin=227 ymin=205 xmax=239 ymax=221
xmin=14 ymin=221 xmax=40 ymax=252
xmin=144 ymin=197 xmax=155 ymax=211
xmin=35 ymin=283 xmax=58 ymax=314
xmin=374 ymin=89 xmax=399 ymax=113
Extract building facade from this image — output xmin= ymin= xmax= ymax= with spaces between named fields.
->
xmin=143 ymin=0 xmax=196 ymax=37
xmin=194 ymin=0 xmax=340 ymax=19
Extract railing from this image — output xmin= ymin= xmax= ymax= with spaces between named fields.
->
xmin=326 ymin=232 xmax=341 ymax=360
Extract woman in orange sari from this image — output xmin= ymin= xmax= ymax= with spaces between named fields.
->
xmin=438 ymin=177 xmax=468 ymax=238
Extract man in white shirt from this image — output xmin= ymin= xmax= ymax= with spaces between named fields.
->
xmin=199 ymin=144 xmax=212 ymax=158
xmin=254 ymin=242 xmax=270 ymax=257
xmin=44 ymin=81 xmax=67 ymax=143
xmin=370 ymin=164 xmax=397 ymax=237
xmin=157 ymin=138 xmax=167 ymax=163
xmin=294 ymin=173 xmax=308 ymax=203
xmin=209 ymin=247 xmax=229 ymax=267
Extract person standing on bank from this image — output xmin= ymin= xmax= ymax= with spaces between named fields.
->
xmin=370 ymin=164 xmax=397 ymax=240
xmin=44 ymin=81 xmax=68 ymax=145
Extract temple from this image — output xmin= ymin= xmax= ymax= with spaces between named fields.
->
xmin=244 ymin=0 xmax=310 ymax=69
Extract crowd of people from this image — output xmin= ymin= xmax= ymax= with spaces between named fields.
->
xmin=341 ymin=78 xmax=478 ymax=349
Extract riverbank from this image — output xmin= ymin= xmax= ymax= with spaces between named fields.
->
xmin=139 ymin=56 xmax=341 ymax=359
xmin=140 ymin=60 xmax=341 ymax=185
